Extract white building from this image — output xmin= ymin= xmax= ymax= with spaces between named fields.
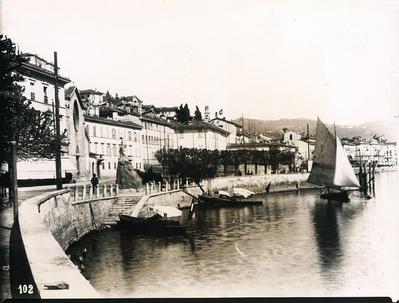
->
xmin=15 ymin=53 xmax=79 ymax=180
xmin=282 ymin=129 xmax=315 ymax=163
xmin=141 ymin=113 xmax=176 ymax=170
xmin=210 ymin=117 xmax=242 ymax=145
xmin=80 ymin=89 xmax=105 ymax=116
xmin=175 ymin=121 xmax=230 ymax=150
xmin=342 ymin=139 xmax=398 ymax=167
xmin=84 ymin=114 xmax=143 ymax=178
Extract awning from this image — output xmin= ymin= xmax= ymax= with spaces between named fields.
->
xmin=17 ymin=157 xmax=78 ymax=179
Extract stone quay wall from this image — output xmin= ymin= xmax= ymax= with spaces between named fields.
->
xmin=17 ymin=185 xmax=121 ymax=298
xmin=205 ymin=173 xmax=314 ymax=194
xmin=38 ymin=191 xmax=115 ymax=251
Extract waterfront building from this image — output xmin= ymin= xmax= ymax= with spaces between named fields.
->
xmin=140 ymin=112 xmax=176 ymax=170
xmin=174 ymin=121 xmax=230 ymax=150
xmin=210 ymin=117 xmax=242 ymax=145
xmin=84 ymin=114 xmax=143 ymax=178
xmin=342 ymin=138 xmax=398 ymax=167
xmin=281 ymin=129 xmax=315 ymax=165
xmin=17 ymin=53 xmax=70 ymax=134
xmin=15 ymin=53 xmax=79 ymax=180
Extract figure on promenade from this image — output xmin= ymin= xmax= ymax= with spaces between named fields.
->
xmin=91 ymin=173 xmax=99 ymax=193
xmin=116 ymin=138 xmax=142 ymax=190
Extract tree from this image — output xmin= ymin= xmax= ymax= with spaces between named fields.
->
xmin=103 ymin=90 xmax=114 ymax=106
xmin=0 ymin=35 xmax=68 ymax=166
xmin=155 ymin=148 xmax=217 ymax=193
xmin=194 ymin=106 xmax=202 ymax=121
xmin=175 ymin=103 xmax=192 ymax=123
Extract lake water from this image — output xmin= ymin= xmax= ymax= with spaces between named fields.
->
xmin=68 ymin=172 xmax=399 ymax=299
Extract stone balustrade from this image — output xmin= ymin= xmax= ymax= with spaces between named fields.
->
xmin=70 ymin=183 xmax=119 ymax=203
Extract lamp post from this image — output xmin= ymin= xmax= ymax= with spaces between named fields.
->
xmin=10 ymin=141 xmax=18 ymax=220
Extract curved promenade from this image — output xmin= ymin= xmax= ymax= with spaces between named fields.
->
xmin=14 ymin=173 xmax=311 ymax=298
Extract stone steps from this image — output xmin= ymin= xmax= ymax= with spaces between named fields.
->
xmin=101 ymin=195 xmax=143 ymax=226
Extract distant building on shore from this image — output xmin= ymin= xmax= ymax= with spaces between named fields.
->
xmin=341 ymin=137 xmax=397 ymax=167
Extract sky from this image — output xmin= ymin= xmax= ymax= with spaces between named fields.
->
xmin=2 ymin=0 xmax=399 ymax=125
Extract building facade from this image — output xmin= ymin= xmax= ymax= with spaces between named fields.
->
xmin=15 ymin=53 xmax=80 ymax=180
xmin=141 ymin=113 xmax=176 ymax=170
xmin=210 ymin=117 xmax=242 ymax=145
xmin=175 ymin=121 xmax=230 ymax=150
xmin=342 ymin=139 xmax=398 ymax=167
xmin=84 ymin=115 xmax=143 ymax=178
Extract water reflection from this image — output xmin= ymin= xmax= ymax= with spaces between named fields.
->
xmin=312 ymin=201 xmax=343 ymax=273
xmin=67 ymin=173 xmax=399 ymax=298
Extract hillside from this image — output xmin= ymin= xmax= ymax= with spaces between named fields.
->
xmin=233 ymin=117 xmax=398 ymax=141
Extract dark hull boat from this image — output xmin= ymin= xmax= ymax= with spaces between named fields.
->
xmin=307 ymin=118 xmax=360 ymax=202
xmin=117 ymin=214 xmax=186 ymax=235
xmin=320 ymin=190 xmax=349 ymax=202
xmin=198 ymin=194 xmax=263 ymax=208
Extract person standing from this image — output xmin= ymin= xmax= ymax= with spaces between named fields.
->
xmin=91 ymin=173 xmax=99 ymax=193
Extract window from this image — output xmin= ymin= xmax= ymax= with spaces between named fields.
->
xmin=102 ymin=162 xmax=105 ymax=169
xmin=112 ymin=144 xmax=117 ymax=156
xmin=128 ymin=131 xmax=132 ymax=141
xmin=289 ymin=134 xmax=293 ymax=140
xmin=107 ymin=145 xmax=111 ymax=155
xmin=31 ymin=92 xmax=35 ymax=100
xmin=114 ymin=162 xmax=117 ymax=169
xmin=142 ymin=135 xmax=144 ymax=142
xmin=112 ymin=129 xmax=116 ymax=139
xmin=134 ymin=132 xmax=137 ymax=142
xmin=93 ymin=126 xmax=96 ymax=137
xmin=43 ymin=86 xmax=48 ymax=103
xmin=108 ymin=162 xmax=111 ymax=170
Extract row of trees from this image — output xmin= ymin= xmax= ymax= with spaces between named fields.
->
xmin=175 ymin=103 xmax=202 ymax=123
xmin=154 ymin=148 xmax=295 ymax=192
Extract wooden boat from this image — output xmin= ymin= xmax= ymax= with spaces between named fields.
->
xmin=307 ymin=117 xmax=360 ymax=202
xmin=117 ymin=214 xmax=186 ymax=235
xmin=198 ymin=194 xmax=263 ymax=208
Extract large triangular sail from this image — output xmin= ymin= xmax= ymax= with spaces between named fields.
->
xmin=334 ymin=136 xmax=360 ymax=188
xmin=307 ymin=117 xmax=360 ymax=189
xmin=307 ymin=118 xmax=337 ymax=187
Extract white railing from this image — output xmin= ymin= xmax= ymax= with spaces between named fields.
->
xmin=70 ymin=183 xmax=119 ymax=202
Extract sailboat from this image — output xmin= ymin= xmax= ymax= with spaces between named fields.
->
xmin=307 ymin=117 xmax=360 ymax=202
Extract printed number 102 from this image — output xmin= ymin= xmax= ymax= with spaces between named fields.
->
xmin=18 ymin=284 xmax=34 ymax=294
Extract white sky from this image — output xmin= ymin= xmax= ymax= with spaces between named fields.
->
xmin=2 ymin=0 xmax=399 ymax=125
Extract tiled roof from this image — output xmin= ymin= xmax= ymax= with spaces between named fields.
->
xmin=140 ymin=114 xmax=172 ymax=127
xmin=80 ymin=89 xmax=104 ymax=95
xmin=84 ymin=115 xmax=142 ymax=129
xmin=175 ymin=121 xmax=230 ymax=136
xmin=210 ymin=117 xmax=242 ymax=128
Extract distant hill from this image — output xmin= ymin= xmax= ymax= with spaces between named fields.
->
xmin=233 ymin=117 xmax=398 ymax=141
